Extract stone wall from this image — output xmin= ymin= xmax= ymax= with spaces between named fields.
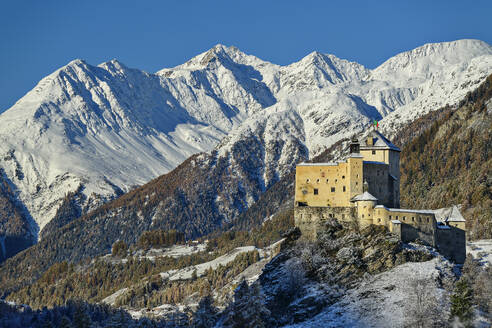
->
xmin=436 ymin=226 xmax=466 ymax=263
xmin=294 ymin=206 xmax=356 ymax=240
xmin=294 ymin=204 xmax=466 ymax=264
xmin=400 ymin=222 xmax=436 ymax=247
xmin=363 ymin=162 xmax=393 ymax=207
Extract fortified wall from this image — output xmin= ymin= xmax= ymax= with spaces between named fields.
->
xmin=294 ymin=130 xmax=466 ymax=263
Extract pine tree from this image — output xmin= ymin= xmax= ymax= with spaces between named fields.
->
xmin=73 ymin=303 xmax=91 ymax=328
xmin=222 ymin=281 xmax=270 ymax=328
xmin=450 ymin=278 xmax=474 ymax=327
xmin=59 ymin=315 xmax=72 ymax=328
xmin=191 ymin=295 xmax=217 ymax=328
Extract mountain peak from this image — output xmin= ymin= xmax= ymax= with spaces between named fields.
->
xmin=373 ymin=39 xmax=492 ymax=78
xmin=67 ymin=58 xmax=87 ymax=66
xmin=98 ymin=58 xmax=128 ymax=72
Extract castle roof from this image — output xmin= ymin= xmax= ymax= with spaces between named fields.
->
xmin=360 ymin=130 xmax=401 ymax=152
xmin=351 ymin=191 xmax=378 ymax=202
xmin=433 ymin=205 xmax=466 ymax=223
xmin=374 ymin=205 xmax=435 ymax=215
xmin=297 ymin=162 xmax=339 ymax=166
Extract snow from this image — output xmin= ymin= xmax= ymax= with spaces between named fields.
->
xmin=100 ymin=287 xmax=128 ymax=305
xmin=434 ymin=205 xmax=466 ymax=223
xmin=467 ymin=239 xmax=492 ymax=266
xmin=297 ymin=162 xmax=339 ymax=166
xmin=374 ymin=205 xmax=435 ymax=214
xmin=141 ymin=243 xmax=206 ymax=261
xmin=160 ymin=246 xmax=257 ymax=281
xmin=283 ymin=258 xmax=454 ymax=328
xmin=0 ymin=39 xmax=491 ymax=237
xmin=351 ymin=191 xmax=378 ymax=201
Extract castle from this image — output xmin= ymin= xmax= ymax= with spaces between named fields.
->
xmin=294 ymin=130 xmax=466 ymax=263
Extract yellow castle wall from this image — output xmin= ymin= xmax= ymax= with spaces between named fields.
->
xmin=447 ymin=221 xmax=466 ymax=230
xmin=360 ymin=149 xmax=388 ymax=163
xmin=295 ymin=156 xmax=363 ymax=207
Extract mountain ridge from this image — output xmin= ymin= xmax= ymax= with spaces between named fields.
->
xmin=0 ymin=39 xmax=490 ymax=262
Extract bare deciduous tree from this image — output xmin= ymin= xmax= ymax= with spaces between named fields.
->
xmin=405 ymin=277 xmax=446 ymax=328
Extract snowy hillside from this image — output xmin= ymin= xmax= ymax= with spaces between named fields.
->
xmin=0 ymin=39 xmax=491 ymax=239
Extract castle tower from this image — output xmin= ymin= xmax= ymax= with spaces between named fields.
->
xmin=347 ymin=137 xmax=363 ymax=203
xmin=359 ymin=130 xmax=401 ymax=207
xmin=351 ymin=191 xmax=377 ymax=227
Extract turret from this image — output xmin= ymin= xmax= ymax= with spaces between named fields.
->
xmin=349 ymin=135 xmax=360 ymax=154
xmin=351 ymin=191 xmax=377 ymax=227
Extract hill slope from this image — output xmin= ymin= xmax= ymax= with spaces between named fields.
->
xmin=397 ymin=74 xmax=492 ymax=239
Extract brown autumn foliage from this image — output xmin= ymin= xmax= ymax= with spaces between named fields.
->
xmin=396 ymin=74 xmax=492 ymax=239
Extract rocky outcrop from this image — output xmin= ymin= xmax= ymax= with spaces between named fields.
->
xmin=252 ymin=221 xmax=435 ymax=326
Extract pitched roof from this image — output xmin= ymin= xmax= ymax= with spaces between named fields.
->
xmin=351 ymin=191 xmax=378 ymax=202
xmin=360 ymin=130 xmax=400 ymax=152
xmin=433 ymin=205 xmax=466 ymax=223
xmin=374 ymin=205 xmax=435 ymax=215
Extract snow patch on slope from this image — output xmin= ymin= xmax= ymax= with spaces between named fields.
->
xmin=284 ymin=258 xmax=454 ymax=328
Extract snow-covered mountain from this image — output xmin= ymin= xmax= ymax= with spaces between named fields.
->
xmin=0 ymin=39 xmax=491 ymax=239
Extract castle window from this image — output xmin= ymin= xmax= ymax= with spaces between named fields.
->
xmin=378 ymin=218 xmax=381 ymax=222
xmin=314 ymin=189 xmax=319 ymax=195
xmin=362 ymin=214 xmax=364 ymax=218
xmin=356 ymin=182 xmax=358 ymax=186
xmin=316 ymin=179 xmax=320 ymax=183
xmin=357 ymin=174 xmax=359 ymax=178
xmin=372 ymin=150 xmax=376 ymax=155
xmin=331 ymin=187 xmax=335 ymax=192
xmin=418 ymin=217 xmax=422 ymax=222
xmin=335 ymin=179 xmax=338 ymax=183
xmin=403 ymin=216 xmax=406 ymax=221
xmin=343 ymin=186 xmax=346 ymax=192
xmin=342 ymin=175 xmax=345 ymax=179
xmin=412 ymin=217 xmax=415 ymax=222
xmin=389 ymin=215 xmax=392 ymax=219
xmin=306 ymin=179 xmax=310 ymax=183
xmin=396 ymin=216 xmax=398 ymax=220
xmin=326 ymin=179 xmax=329 ymax=183
xmin=427 ymin=217 xmax=429 ymax=223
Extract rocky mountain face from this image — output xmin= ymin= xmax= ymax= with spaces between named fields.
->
xmin=0 ymin=39 xmax=491 ymax=266
xmin=0 ymin=170 xmax=36 ymax=262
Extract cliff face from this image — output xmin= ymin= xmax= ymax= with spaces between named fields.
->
xmin=0 ymin=170 xmax=36 ymax=262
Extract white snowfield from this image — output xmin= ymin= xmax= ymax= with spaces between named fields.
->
xmin=0 ymin=39 xmax=491 ymax=235
xmin=467 ymin=239 xmax=492 ymax=266
xmin=100 ymin=287 xmax=128 ymax=306
xmin=284 ymin=258 xmax=456 ymax=328
xmin=141 ymin=243 xmax=207 ymax=261
xmin=159 ymin=246 xmax=258 ymax=281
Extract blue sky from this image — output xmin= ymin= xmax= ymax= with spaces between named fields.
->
xmin=1 ymin=0 xmax=491 ymax=112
